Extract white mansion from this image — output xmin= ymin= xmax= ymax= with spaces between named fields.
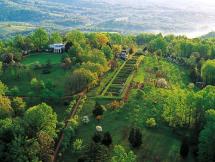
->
xmin=49 ymin=43 xmax=65 ymax=53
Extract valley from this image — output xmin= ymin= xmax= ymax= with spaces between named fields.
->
xmin=0 ymin=0 xmax=214 ymax=38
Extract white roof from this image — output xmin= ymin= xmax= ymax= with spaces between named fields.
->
xmin=49 ymin=43 xmax=65 ymax=48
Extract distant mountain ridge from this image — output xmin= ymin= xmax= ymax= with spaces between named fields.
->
xmin=0 ymin=0 xmax=214 ymax=38
xmin=201 ymin=32 xmax=215 ymax=39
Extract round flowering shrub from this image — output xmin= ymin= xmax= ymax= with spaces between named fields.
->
xmin=73 ymin=138 xmax=84 ymax=152
xmin=68 ymin=115 xmax=79 ymax=128
xmin=188 ymin=83 xmax=195 ymax=90
xmin=146 ymin=118 xmax=157 ymax=128
xmin=82 ymin=116 xmax=90 ymax=124
xmin=156 ymin=78 xmax=168 ymax=88
xmin=96 ymin=126 xmax=103 ymax=132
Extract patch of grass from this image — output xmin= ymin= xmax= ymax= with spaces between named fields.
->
xmin=134 ymin=63 xmax=145 ymax=83
xmin=3 ymin=65 xmax=70 ymax=96
xmin=62 ymin=106 xmax=188 ymax=162
xmin=22 ymin=53 xmax=63 ymax=65
xmin=0 ymin=22 xmax=36 ymax=38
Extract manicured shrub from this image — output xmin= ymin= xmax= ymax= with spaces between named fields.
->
xmin=102 ymin=132 xmax=112 ymax=147
xmin=146 ymin=118 xmax=157 ymax=128
xmin=180 ymin=137 xmax=189 ymax=159
xmin=93 ymin=102 xmax=104 ymax=117
xmin=68 ymin=115 xmax=79 ymax=129
xmin=73 ymin=139 xmax=84 ymax=152
xmin=128 ymin=128 xmax=142 ymax=148
xmin=92 ymin=132 xmax=102 ymax=143
xmin=82 ymin=116 xmax=90 ymax=124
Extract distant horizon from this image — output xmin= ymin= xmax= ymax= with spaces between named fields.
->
xmin=0 ymin=0 xmax=214 ymax=38
xmin=100 ymin=0 xmax=215 ymax=37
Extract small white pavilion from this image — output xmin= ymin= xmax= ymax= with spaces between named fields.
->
xmin=49 ymin=43 xmax=65 ymax=53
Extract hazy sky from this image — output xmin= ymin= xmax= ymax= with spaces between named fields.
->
xmin=104 ymin=0 xmax=215 ymax=5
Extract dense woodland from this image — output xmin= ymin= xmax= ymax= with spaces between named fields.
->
xmin=0 ymin=29 xmax=215 ymax=162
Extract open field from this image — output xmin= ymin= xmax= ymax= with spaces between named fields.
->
xmin=0 ymin=22 xmax=36 ymax=38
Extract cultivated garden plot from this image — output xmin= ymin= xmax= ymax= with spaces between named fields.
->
xmin=100 ymin=53 xmax=143 ymax=98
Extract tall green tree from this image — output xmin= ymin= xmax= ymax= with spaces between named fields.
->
xmin=66 ymin=68 xmax=97 ymax=94
xmin=102 ymin=45 xmax=114 ymax=60
xmin=65 ymin=30 xmax=86 ymax=46
xmin=180 ymin=137 xmax=189 ymax=159
xmin=87 ymin=142 xmax=110 ymax=162
xmin=8 ymin=136 xmax=40 ymax=162
xmin=11 ymin=97 xmax=26 ymax=116
xmin=96 ymin=33 xmax=109 ymax=48
xmin=24 ymin=103 xmax=57 ymax=138
xmin=198 ymin=109 xmax=215 ymax=162
xmin=49 ymin=32 xmax=62 ymax=44
xmin=201 ymin=60 xmax=215 ymax=85
xmin=31 ymin=28 xmax=49 ymax=51
xmin=0 ymin=96 xmax=13 ymax=118
xmin=149 ymin=36 xmax=167 ymax=53
xmin=162 ymin=88 xmax=192 ymax=128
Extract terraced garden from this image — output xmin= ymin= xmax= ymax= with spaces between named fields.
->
xmin=100 ymin=53 xmax=143 ymax=99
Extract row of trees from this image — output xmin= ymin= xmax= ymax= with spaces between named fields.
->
xmin=136 ymin=33 xmax=215 ymax=59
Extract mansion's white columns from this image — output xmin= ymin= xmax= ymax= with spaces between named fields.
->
xmin=54 ymin=48 xmax=62 ymax=53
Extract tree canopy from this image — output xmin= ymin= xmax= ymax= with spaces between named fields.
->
xmin=24 ymin=103 xmax=57 ymax=138
xmin=201 ymin=60 xmax=215 ymax=85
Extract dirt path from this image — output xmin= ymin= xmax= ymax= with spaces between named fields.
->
xmin=52 ymin=89 xmax=87 ymax=162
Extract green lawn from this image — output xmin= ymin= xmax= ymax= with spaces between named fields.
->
xmin=62 ymin=101 xmax=191 ymax=162
xmin=22 ymin=53 xmax=63 ymax=65
xmin=134 ymin=63 xmax=145 ymax=83
xmin=3 ymin=52 xmax=71 ymax=96
xmin=3 ymin=65 xmax=70 ymax=96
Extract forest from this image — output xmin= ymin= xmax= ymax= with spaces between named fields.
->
xmin=0 ymin=29 xmax=215 ymax=162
